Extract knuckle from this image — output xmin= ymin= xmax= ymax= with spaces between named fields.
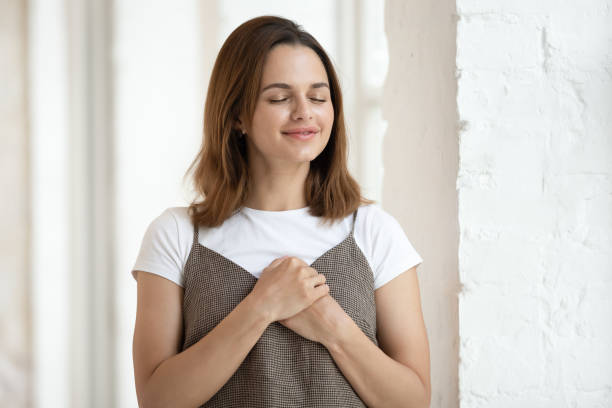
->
xmin=298 ymin=266 xmax=311 ymax=277
xmin=289 ymin=257 xmax=307 ymax=267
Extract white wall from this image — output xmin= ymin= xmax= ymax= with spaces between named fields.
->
xmin=383 ymin=1 xmax=459 ymax=407
xmin=0 ymin=1 xmax=30 ymax=407
xmin=28 ymin=0 xmax=71 ymax=406
xmin=456 ymin=0 xmax=612 ymax=406
xmin=113 ymin=1 xmax=203 ymax=406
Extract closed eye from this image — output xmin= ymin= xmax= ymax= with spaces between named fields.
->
xmin=269 ymin=98 xmax=327 ymax=103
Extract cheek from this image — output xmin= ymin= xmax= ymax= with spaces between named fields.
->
xmin=253 ymin=105 xmax=286 ymax=131
xmin=322 ymin=105 xmax=334 ymax=127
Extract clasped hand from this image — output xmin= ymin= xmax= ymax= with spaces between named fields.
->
xmin=258 ymin=256 xmax=349 ymax=346
xmin=278 ymin=291 xmax=347 ymax=346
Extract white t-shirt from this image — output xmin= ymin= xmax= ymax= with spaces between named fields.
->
xmin=131 ymin=203 xmax=423 ymax=290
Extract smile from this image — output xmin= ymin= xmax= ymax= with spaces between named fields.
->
xmin=282 ymin=130 xmax=318 ymax=140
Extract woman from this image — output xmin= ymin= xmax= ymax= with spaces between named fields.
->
xmin=132 ymin=15 xmax=430 ymax=408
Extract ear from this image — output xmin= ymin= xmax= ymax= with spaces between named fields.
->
xmin=233 ymin=117 xmax=246 ymax=134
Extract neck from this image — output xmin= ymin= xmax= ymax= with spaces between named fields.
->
xmin=244 ymin=161 xmax=310 ymax=211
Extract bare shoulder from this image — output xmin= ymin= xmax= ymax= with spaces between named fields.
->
xmin=133 ymin=271 xmax=184 ymax=404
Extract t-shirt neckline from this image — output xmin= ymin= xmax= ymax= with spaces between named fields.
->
xmin=240 ymin=205 xmax=310 ymax=216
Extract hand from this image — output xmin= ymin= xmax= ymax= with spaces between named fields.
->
xmin=278 ymin=289 xmax=350 ymax=346
xmin=250 ymin=256 xmax=329 ymax=323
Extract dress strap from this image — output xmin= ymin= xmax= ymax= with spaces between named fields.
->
xmin=193 ymin=222 xmax=199 ymax=246
xmin=351 ymin=207 xmax=358 ymax=235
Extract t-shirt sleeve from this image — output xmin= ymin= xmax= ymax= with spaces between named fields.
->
xmin=131 ymin=208 xmax=185 ymax=287
xmin=369 ymin=206 xmax=423 ymax=290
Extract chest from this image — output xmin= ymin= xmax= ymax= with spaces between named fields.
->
xmin=181 ymin=235 xmax=378 ymax=350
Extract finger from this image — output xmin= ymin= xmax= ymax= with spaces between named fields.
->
xmin=270 ymin=255 xmax=289 ymax=268
xmin=309 ymin=273 xmax=326 ymax=286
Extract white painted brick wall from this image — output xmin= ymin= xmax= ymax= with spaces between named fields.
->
xmin=456 ymin=0 xmax=612 ymax=406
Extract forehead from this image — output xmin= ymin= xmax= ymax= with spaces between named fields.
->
xmin=260 ymin=44 xmax=328 ymax=86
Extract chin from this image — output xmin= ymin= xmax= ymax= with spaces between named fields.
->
xmin=291 ymin=155 xmax=317 ymax=164
xmin=295 ymin=150 xmax=325 ymax=163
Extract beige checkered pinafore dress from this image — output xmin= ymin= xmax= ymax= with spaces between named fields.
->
xmin=181 ymin=208 xmax=379 ymax=407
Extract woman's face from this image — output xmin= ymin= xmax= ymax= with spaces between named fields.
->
xmin=242 ymin=44 xmax=335 ymax=168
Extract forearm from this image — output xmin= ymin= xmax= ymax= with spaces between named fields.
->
xmin=142 ymin=294 xmax=271 ymax=408
xmin=323 ymin=319 xmax=430 ymax=408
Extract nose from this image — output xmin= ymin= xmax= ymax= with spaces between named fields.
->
xmin=290 ymin=95 xmax=312 ymax=121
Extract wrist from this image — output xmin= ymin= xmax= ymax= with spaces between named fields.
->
xmin=244 ymin=292 xmax=274 ymax=325
xmin=321 ymin=314 xmax=354 ymax=351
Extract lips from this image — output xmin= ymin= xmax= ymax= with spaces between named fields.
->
xmin=282 ymin=127 xmax=319 ymax=141
xmin=281 ymin=126 xmax=319 ymax=135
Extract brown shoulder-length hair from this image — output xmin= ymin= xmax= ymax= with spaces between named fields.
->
xmin=184 ymin=15 xmax=375 ymax=228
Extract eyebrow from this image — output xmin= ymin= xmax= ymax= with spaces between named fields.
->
xmin=261 ymin=82 xmax=329 ymax=92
